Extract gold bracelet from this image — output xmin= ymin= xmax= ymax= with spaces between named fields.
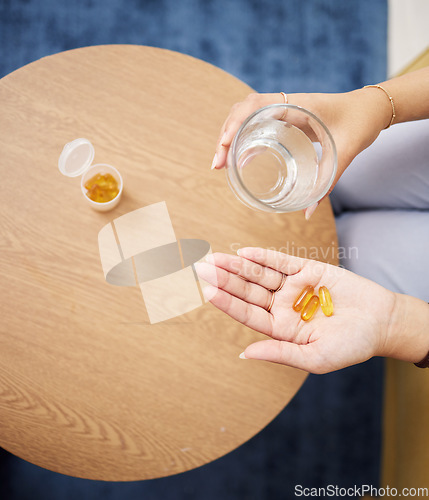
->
xmin=363 ymin=84 xmax=396 ymax=129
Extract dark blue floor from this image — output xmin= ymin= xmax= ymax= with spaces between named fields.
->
xmin=1 ymin=1 xmax=387 ymax=498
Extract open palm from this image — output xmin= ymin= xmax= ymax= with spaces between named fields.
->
xmin=195 ymin=247 xmax=396 ymax=373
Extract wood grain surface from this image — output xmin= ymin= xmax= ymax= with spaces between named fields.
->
xmin=0 ymin=45 xmax=338 ymax=480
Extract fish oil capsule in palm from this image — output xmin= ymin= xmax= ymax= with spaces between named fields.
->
xmin=319 ymin=286 xmax=333 ymax=317
xmin=301 ymin=295 xmax=320 ymax=321
xmin=292 ymin=285 xmax=314 ymax=312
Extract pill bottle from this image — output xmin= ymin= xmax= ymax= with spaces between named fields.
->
xmin=58 ymin=138 xmax=123 ymax=212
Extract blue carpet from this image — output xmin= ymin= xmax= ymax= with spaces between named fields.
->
xmin=0 ymin=0 xmax=387 ymax=499
xmin=1 ymin=0 xmax=386 ymax=92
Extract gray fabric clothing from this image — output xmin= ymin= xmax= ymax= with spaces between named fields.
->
xmin=330 ymin=119 xmax=429 ymax=301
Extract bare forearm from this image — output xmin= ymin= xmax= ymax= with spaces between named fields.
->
xmin=363 ymin=67 xmax=429 ymax=129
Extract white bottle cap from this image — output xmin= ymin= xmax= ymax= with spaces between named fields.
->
xmin=58 ymin=138 xmax=95 ymax=177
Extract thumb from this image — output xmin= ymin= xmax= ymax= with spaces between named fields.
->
xmin=304 ymin=202 xmax=319 ymax=220
xmin=304 ymin=152 xmax=352 ymax=220
xmin=240 ymin=339 xmax=322 ymax=373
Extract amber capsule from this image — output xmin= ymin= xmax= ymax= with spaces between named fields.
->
xmin=301 ymin=295 xmax=320 ymax=321
xmin=84 ymin=173 xmax=119 ymax=203
xmin=319 ymin=286 xmax=334 ymax=317
xmin=292 ymin=285 xmax=314 ymax=312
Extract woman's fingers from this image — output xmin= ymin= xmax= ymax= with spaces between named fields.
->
xmin=208 ymin=252 xmax=285 ymax=291
xmin=213 ymin=115 xmax=251 ymax=169
xmin=214 ymin=146 xmax=228 ymax=170
xmin=203 ymin=285 xmax=274 ymax=336
xmin=195 ymin=262 xmax=272 ymax=310
xmin=212 ymin=123 xmax=228 ymax=169
xmin=237 ymin=247 xmax=308 ymax=275
xmin=213 ymin=93 xmax=286 ymax=169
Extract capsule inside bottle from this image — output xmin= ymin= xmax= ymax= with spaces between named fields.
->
xmin=301 ymin=295 xmax=320 ymax=321
xmin=292 ymin=285 xmax=314 ymax=312
xmin=319 ymin=286 xmax=334 ymax=317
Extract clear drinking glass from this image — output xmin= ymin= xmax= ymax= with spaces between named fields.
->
xmin=225 ymin=104 xmax=337 ymax=213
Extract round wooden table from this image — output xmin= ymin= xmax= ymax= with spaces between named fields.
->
xmin=0 ymin=45 xmax=338 ymax=481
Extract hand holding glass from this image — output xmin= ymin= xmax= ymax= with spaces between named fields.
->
xmin=225 ymin=104 xmax=337 ymax=213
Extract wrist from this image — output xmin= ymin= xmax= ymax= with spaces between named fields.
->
xmin=353 ymin=87 xmax=392 ymax=135
xmin=379 ymin=293 xmax=429 ymax=363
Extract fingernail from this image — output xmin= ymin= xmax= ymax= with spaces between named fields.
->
xmin=203 ymin=254 xmax=214 ymax=264
xmin=194 ymin=262 xmax=203 ymax=274
xmin=211 ymin=154 xmax=217 ymax=170
xmin=236 ymin=249 xmax=241 ymax=256
xmin=202 ymin=284 xmax=218 ymax=301
xmin=239 ymin=352 xmax=247 ymax=359
xmin=305 ymin=202 xmax=318 ymax=220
